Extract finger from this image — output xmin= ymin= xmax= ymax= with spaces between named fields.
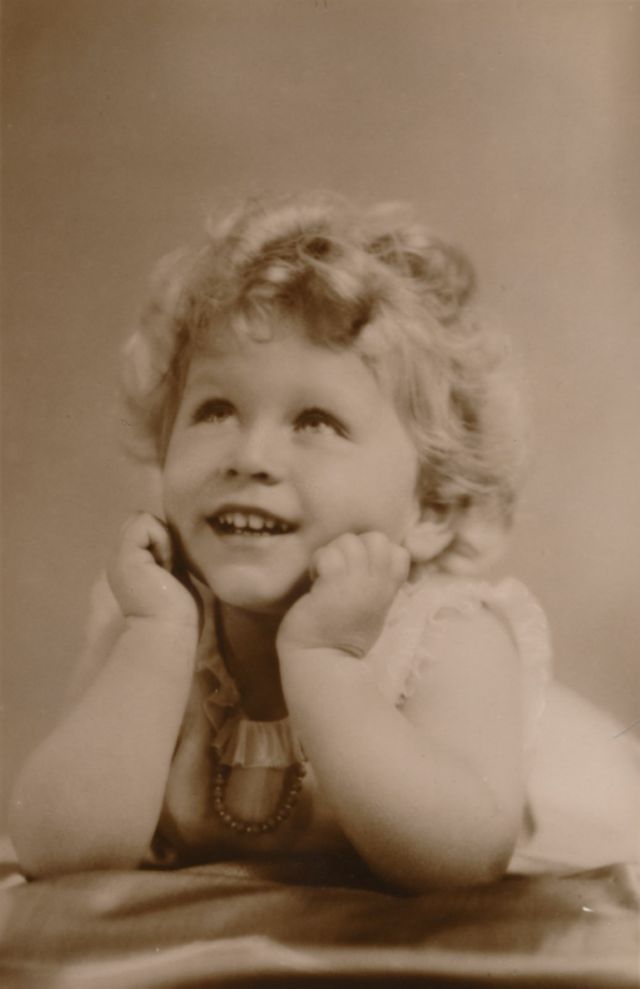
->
xmin=311 ymin=543 xmax=349 ymax=580
xmin=390 ymin=544 xmax=411 ymax=583
xmin=330 ymin=532 xmax=369 ymax=570
xmin=358 ymin=531 xmax=394 ymax=572
xmin=144 ymin=516 xmax=175 ymax=570
xmin=121 ymin=513 xmax=173 ymax=570
xmin=118 ymin=512 xmax=148 ymax=543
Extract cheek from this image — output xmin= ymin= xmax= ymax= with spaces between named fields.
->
xmin=374 ymin=477 xmax=420 ymax=534
xmin=161 ymin=480 xmax=182 ymax=531
xmin=312 ymin=449 xmax=420 ymax=535
xmin=161 ymin=452 xmax=196 ymax=521
xmin=372 ymin=447 xmax=422 ymax=531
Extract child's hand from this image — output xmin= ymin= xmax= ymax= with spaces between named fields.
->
xmin=278 ymin=532 xmax=410 ymax=659
xmin=107 ymin=513 xmax=199 ymax=628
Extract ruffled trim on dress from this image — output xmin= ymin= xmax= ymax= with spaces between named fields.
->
xmin=363 ymin=573 xmax=553 ymax=756
xmin=195 ymin=573 xmax=552 ymax=772
xmin=362 ymin=578 xmax=436 ymax=707
xmin=195 ymin=609 xmax=240 ymax=710
xmin=482 ymin=577 xmax=552 ymax=751
xmin=213 ymin=716 xmax=305 ymax=768
xmin=194 ymin=595 xmax=304 ymax=769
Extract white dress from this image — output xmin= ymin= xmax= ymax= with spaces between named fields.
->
xmin=78 ymin=572 xmax=640 ymax=873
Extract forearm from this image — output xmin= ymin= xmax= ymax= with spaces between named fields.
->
xmin=281 ymin=648 xmax=521 ymax=890
xmin=9 ymin=619 xmax=198 ymax=876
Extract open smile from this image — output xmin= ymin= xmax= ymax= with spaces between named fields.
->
xmin=208 ymin=506 xmax=298 ymax=537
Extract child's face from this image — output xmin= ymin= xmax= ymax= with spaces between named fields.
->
xmin=163 ymin=324 xmax=421 ymax=615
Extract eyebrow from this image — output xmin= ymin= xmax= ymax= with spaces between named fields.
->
xmin=183 ymin=365 xmax=227 ymax=392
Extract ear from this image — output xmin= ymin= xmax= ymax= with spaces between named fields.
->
xmin=403 ymin=509 xmax=455 ymax=564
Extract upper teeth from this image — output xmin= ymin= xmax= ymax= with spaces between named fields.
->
xmin=214 ymin=511 xmax=291 ymax=534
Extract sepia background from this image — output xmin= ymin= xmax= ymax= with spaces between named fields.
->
xmin=2 ymin=0 xmax=639 ymax=823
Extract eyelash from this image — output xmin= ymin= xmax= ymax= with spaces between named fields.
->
xmin=294 ymin=407 xmax=346 ymax=437
xmin=192 ymin=399 xmax=235 ymax=424
xmin=191 ymin=401 xmax=347 ymax=437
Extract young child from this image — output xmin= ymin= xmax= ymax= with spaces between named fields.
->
xmin=10 ymin=193 xmax=639 ymax=890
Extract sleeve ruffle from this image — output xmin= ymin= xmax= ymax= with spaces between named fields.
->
xmin=480 ymin=577 xmax=553 ymax=752
xmin=365 ymin=574 xmax=553 ymax=756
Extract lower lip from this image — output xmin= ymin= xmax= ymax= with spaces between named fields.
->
xmin=208 ymin=523 xmax=296 ymax=543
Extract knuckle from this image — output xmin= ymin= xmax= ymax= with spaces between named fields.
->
xmin=365 ymin=531 xmax=392 ymax=559
xmin=315 ymin=545 xmax=342 ymax=571
xmin=336 ymin=532 xmax=360 ymax=551
xmin=122 ymin=511 xmax=149 ymax=535
xmin=314 ymin=543 xmax=333 ymax=563
xmin=119 ymin=516 xmax=136 ymax=537
xmin=392 ymin=545 xmax=410 ymax=573
xmin=364 ymin=530 xmax=389 ymax=548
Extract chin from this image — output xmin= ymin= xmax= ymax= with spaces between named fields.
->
xmin=208 ymin=568 xmax=308 ymax=616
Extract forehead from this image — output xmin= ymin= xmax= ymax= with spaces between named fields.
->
xmin=185 ymin=320 xmax=386 ymax=401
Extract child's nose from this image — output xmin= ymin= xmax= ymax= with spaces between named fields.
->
xmin=225 ymin=424 xmax=285 ymax=483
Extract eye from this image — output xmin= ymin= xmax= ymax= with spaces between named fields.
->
xmin=294 ymin=407 xmax=347 ymax=437
xmin=191 ymin=398 xmax=235 ymax=425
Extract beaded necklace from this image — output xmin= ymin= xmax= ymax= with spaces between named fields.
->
xmin=212 ymin=762 xmax=307 ymax=835
xmin=211 ymin=601 xmax=307 ymax=835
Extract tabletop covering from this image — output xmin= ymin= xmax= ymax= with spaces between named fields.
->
xmin=1 ymin=850 xmax=638 ymax=988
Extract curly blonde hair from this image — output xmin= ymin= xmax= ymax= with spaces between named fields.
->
xmin=120 ymin=192 xmax=529 ymax=572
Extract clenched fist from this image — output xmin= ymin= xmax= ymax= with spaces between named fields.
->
xmin=277 ymin=532 xmax=410 ymax=659
xmin=107 ymin=513 xmax=199 ymax=628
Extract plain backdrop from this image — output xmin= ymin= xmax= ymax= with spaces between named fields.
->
xmin=2 ymin=0 xmax=639 ymax=822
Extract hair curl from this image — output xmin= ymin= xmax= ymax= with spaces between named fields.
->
xmin=120 ymin=192 xmax=529 ymax=572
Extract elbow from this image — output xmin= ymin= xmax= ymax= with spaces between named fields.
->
xmin=9 ymin=759 xmax=155 ymax=878
xmin=15 ymin=841 xmax=145 ymax=879
xmin=378 ymin=854 xmax=510 ymax=895
xmin=355 ymin=821 xmax=517 ymax=894
xmin=9 ymin=792 xmax=147 ymax=879
xmin=12 ymin=828 xmax=146 ymax=879
xmin=375 ymin=845 xmax=512 ymax=895
xmin=440 ymin=840 xmax=513 ymax=889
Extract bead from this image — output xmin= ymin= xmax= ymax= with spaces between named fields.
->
xmin=212 ymin=760 xmax=306 ymax=834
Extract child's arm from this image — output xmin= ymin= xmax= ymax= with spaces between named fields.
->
xmin=9 ymin=514 xmax=200 ymax=877
xmin=278 ymin=532 xmax=524 ymax=892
